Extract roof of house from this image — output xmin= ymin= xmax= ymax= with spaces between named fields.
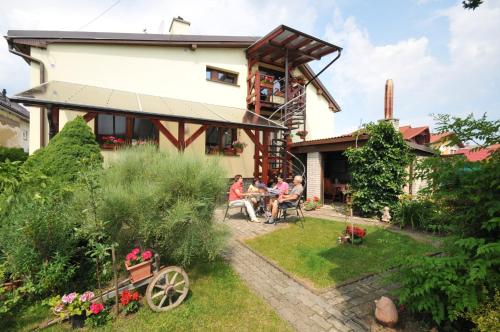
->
xmin=5 ymin=27 xmax=341 ymax=113
xmin=455 ymin=144 xmax=500 ymax=162
xmin=430 ymin=131 xmax=465 ymax=148
xmin=0 ymin=93 xmax=29 ymax=121
xmin=399 ymin=125 xmax=429 ymax=140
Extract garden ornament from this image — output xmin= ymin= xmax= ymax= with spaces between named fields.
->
xmin=374 ymin=296 xmax=398 ymax=327
xmin=381 ymin=206 xmax=391 ymax=222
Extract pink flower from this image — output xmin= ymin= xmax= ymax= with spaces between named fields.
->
xmin=131 ymin=248 xmax=140 ymax=255
xmin=61 ymin=292 xmax=77 ymax=304
xmin=79 ymin=291 xmax=94 ymax=302
xmin=90 ymin=303 xmax=104 ymax=315
xmin=54 ymin=304 xmax=64 ymax=313
xmin=141 ymin=250 xmax=152 ymax=261
xmin=126 ymin=253 xmax=138 ymax=262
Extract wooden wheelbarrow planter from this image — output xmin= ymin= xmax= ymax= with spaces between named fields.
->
xmin=35 ymin=254 xmax=189 ymax=330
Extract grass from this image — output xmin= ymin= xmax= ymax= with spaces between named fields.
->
xmin=245 ymin=217 xmax=437 ymax=289
xmin=7 ymin=260 xmax=291 ymax=332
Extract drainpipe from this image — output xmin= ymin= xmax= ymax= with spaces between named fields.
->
xmin=8 ymin=41 xmax=47 ymax=147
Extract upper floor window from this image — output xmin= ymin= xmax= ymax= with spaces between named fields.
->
xmin=206 ymin=66 xmax=238 ymax=85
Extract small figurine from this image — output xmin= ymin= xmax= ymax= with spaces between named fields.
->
xmin=381 ymin=206 xmax=391 ymax=222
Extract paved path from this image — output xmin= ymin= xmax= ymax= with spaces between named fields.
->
xmin=218 ymin=210 xmax=399 ymax=332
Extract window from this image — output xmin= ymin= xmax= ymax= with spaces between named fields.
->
xmin=206 ymin=67 xmax=238 ymax=85
xmin=205 ymin=127 xmax=237 ymax=154
xmin=95 ymin=114 xmax=158 ymax=146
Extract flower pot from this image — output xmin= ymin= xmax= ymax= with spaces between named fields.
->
xmin=101 ymin=143 xmax=115 ymax=150
xmin=125 ymin=260 xmax=153 ymax=283
xmin=70 ymin=312 xmax=86 ymax=329
xmin=235 ymin=147 xmax=243 ymax=154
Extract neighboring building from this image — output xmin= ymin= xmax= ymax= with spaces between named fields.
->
xmin=5 ymin=18 xmax=342 ymax=184
xmin=454 ymin=144 xmax=499 ymax=161
xmin=429 ymin=132 xmax=464 ymax=155
xmin=0 ymin=88 xmax=29 ymax=152
xmin=291 ymin=79 xmax=435 ymax=200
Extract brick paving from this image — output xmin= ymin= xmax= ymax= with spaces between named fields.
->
xmin=217 ymin=210 xmax=400 ymax=332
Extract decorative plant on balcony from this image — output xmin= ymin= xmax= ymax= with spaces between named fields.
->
xmin=232 ymin=141 xmax=247 ymax=154
xmin=296 ymin=130 xmax=308 ymax=139
xmin=260 ymin=75 xmax=274 ymax=84
xmin=120 ymin=290 xmax=141 ymax=314
xmin=125 ymin=248 xmax=153 ymax=283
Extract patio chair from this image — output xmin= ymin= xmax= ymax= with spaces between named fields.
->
xmin=276 ymin=195 xmax=305 ymax=228
xmin=222 ymin=192 xmax=250 ymax=222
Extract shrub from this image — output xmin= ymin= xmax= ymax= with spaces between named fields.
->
xmin=99 ymin=145 xmax=228 ymax=266
xmin=0 ymin=146 xmax=28 ymax=163
xmin=0 ymin=117 xmax=103 ymax=297
xmin=345 ymin=121 xmax=412 ymax=217
xmin=465 ymin=290 xmax=500 ymax=332
xmin=23 ymin=116 xmax=101 ymax=182
xmin=392 ymin=195 xmax=446 ymax=233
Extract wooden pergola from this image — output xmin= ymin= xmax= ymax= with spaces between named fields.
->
xmin=11 ymin=81 xmax=286 ymax=183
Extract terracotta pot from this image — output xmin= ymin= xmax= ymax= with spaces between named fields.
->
xmin=235 ymin=147 xmax=243 ymax=154
xmin=70 ymin=312 xmax=86 ymax=329
xmin=125 ymin=260 xmax=153 ymax=283
xmin=101 ymin=143 xmax=115 ymax=150
xmin=223 ymin=149 xmax=235 ymax=156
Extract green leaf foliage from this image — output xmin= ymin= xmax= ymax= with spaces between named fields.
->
xmin=0 ymin=146 xmax=28 ymax=163
xmin=23 ymin=116 xmax=102 ymax=182
xmin=345 ymin=121 xmax=412 ymax=217
xmin=98 ymin=145 xmax=229 ymax=266
xmin=394 ymin=114 xmax=500 ymax=327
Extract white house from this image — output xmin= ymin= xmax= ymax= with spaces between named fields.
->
xmin=5 ymin=17 xmax=342 ymax=194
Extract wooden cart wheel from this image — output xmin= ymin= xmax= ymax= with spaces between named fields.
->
xmin=146 ymin=266 xmax=189 ymax=312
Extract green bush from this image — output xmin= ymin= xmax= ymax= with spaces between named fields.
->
xmin=392 ymin=195 xmax=447 ymax=233
xmin=394 ymin=114 xmax=500 ymax=327
xmin=345 ymin=121 xmax=412 ymax=217
xmin=99 ymin=145 xmax=228 ymax=266
xmin=23 ymin=116 xmax=101 ymax=182
xmin=0 ymin=146 xmax=28 ymax=163
xmin=466 ymin=290 xmax=500 ymax=332
xmin=0 ymin=117 xmax=103 ymax=297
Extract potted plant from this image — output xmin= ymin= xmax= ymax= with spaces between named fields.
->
xmin=101 ymin=136 xmax=125 ymax=149
xmin=344 ymin=225 xmax=367 ymax=245
xmin=50 ymin=291 xmax=94 ymax=329
xmin=120 ymin=290 xmax=141 ymax=314
xmin=232 ymin=141 xmax=247 ymax=154
xmin=125 ymin=248 xmax=153 ymax=283
xmin=296 ymin=130 xmax=308 ymax=139
xmin=223 ymin=146 xmax=235 ymax=156
xmin=86 ymin=302 xmax=111 ymax=328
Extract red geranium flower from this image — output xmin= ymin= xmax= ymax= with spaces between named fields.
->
xmin=131 ymin=248 xmax=140 ymax=255
xmin=141 ymin=250 xmax=153 ymax=261
xmin=90 ymin=303 xmax=104 ymax=315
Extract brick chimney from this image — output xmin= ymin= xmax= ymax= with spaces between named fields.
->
xmin=169 ymin=16 xmax=190 ymax=34
xmin=382 ymin=79 xmax=399 ymax=129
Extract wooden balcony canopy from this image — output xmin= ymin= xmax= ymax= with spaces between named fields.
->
xmin=246 ymin=25 xmax=342 ymax=67
xmin=10 ymin=81 xmax=286 ymax=131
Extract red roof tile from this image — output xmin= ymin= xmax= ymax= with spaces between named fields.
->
xmin=455 ymin=144 xmax=500 ymax=161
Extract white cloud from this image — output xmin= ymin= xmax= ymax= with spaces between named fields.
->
xmin=323 ymin=0 xmax=500 ymax=133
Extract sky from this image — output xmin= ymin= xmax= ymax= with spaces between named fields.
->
xmin=1 ymin=0 xmax=499 ymax=135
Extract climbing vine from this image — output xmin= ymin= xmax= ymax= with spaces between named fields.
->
xmin=345 ymin=121 xmax=412 ymax=217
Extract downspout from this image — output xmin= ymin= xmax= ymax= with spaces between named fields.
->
xmin=8 ymin=41 xmax=47 ymax=147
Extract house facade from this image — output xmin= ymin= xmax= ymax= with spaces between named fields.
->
xmin=6 ymin=18 xmax=341 ymax=185
xmin=0 ymin=89 xmax=29 ymax=152
xmin=429 ymin=132 xmax=464 ymax=155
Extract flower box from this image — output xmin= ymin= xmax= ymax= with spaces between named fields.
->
xmin=125 ymin=260 xmax=153 ymax=283
xmin=101 ymin=143 xmax=116 ymax=150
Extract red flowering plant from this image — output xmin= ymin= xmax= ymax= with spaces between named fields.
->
xmin=344 ymin=225 xmax=367 ymax=244
xmin=120 ymin=290 xmax=140 ymax=314
xmin=304 ymin=196 xmax=322 ymax=211
xmin=125 ymin=248 xmax=153 ymax=267
xmin=102 ymin=136 xmax=125 ymax=145
xmin=86 ymin=302 xmax=111 ymax=328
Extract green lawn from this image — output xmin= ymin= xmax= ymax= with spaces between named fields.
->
xmin=7 ymin=260 xmax=291 ymax=332
xmin=245 ymin=217 xmax=436 ymax=289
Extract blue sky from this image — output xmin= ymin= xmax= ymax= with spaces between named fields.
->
xmin=1 ymin=0 xmax=499 ymax=134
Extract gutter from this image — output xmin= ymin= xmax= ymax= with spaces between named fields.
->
xmin=7 ymin=40 xmax=46 ymax=147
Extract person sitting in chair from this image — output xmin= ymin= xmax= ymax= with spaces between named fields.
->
xmin=265 ymin=175 xmax=304 ymax=224
xmin=229 ymin=174 xmax=259 ymax=223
